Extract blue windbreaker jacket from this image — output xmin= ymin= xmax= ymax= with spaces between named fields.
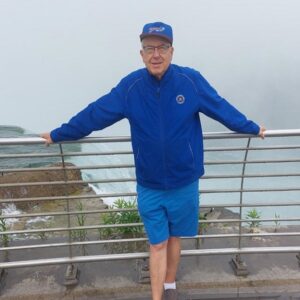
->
xmin=51 ymin=64 xmax=260 ymax=190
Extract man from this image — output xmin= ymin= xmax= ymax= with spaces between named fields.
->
xmin=41 ymin=22 xmax=265 ymax=300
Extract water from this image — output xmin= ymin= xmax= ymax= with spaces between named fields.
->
xmin=0 ymin=126 xmax=60 ymax=169
xmin=202 ymin=137 xmax=300 ymax=225
xmin=0 ymin=125 xmax=82 ymax=230
xmin=69 ymin=142 xmax=136 ymax=206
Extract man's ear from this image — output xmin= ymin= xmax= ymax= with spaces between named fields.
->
xmin=140 ymin=49 xmax=146 ymax=63
xmin=170 ymin=46 xmax=174 ymax=56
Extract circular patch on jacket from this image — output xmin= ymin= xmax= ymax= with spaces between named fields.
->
xmin=176 ymin=94 xmax=185 ymax=104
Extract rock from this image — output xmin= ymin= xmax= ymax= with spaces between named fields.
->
xmin=0 ymin=163 xmax=86 ymax=210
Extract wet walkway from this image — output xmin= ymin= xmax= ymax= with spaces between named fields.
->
xmin=1 ymin=250 xmax=300 ymax=300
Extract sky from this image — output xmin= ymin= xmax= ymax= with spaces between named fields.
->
xmin=1 ymin=0 xmax=300 ymax=136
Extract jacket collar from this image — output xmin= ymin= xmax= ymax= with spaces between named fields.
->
xmin=143 ymin=64 xmax=174 ymax=87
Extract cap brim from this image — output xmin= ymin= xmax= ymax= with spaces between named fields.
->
xmin=140 ymin=33 xmax=172 ymax=44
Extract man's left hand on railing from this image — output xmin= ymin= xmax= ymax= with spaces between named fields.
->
xmin=40 ymin=132 xmax=53 ymax=146
xmin=259 ymin=126 xmax=266 ymax=139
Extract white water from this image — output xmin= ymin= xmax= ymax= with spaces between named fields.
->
xmin=1 ymin=204 xmax=22 ymax=226
xmin=68 ymin=142 xmax=136 ymax=207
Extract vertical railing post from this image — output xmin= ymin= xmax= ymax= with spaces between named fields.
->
xmin=59 ymin=144 xmax=79 ymax=286
xmin=230 ymin=137 xmax=251 ymax=276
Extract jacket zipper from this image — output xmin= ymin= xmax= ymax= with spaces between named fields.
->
xmin=157 ymin=85 xmax=167 ymax=188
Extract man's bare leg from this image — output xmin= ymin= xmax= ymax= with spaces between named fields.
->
xmin=165 ymin=237 xmax=181 ymax=283
xmin=149 ymin=240 xmax=168 ymax=300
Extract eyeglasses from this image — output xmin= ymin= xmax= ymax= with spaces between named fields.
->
xmin=142 ymin=44 xmax=171 ymax=55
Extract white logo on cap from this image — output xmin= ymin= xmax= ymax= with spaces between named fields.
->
xmin=149 ymin=26 xmax=165 ymax=33
xmin=176 ymin=95 xmax=185 ymax=104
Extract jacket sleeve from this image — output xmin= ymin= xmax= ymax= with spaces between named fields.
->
xmin=194 ymin=71 xmax=260 ymax=135
xmin=50 ymin=83 xmax=126 ymax=142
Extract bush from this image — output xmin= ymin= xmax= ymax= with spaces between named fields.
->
xmin=100 ymin=198 xmax=143 ymax=238
xmin=99 ymin=198 xmax=146 ymax=253
xmin=246 ymin=208 xmax=262 ymax=229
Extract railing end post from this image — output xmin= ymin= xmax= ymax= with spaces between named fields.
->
xmin=0 ymin=268 xmax=6 ymax=283
xmin=64 ymin=264 xmax=79 ymax=286
xmin=136 ymin=258 xmax=150 ymax=284
xmin=230 ymin=254 xmax=249 ymax=276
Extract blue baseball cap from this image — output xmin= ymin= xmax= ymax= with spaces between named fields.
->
xmin=140 ymin=22 xmax=173 ymax=44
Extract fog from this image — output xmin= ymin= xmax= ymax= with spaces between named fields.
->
xmin=1 ymin=0 xmax=299 ymax=136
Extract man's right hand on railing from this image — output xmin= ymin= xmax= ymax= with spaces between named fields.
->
xmin=40 ymin=132 xmax=53 ymax=146
xmin=259 ymin=126 xmax=266 ymax=139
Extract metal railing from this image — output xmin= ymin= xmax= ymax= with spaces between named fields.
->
xmin=0 ymin=129 xmax=300 ymax=276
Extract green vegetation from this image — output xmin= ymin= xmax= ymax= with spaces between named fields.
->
xmin=99 ymin=198 xmax=146 ymax=253
xmin=199 ymin=212 xmax=209 ymax=231
xmin=99 ymin=198 xmax=143 ymax=238
xmin=274 ymin=213 xmax=280 ymax=232
xmin=246 ymin=208 xmax=262 ymax=230
xmin=196 ymin=211 xmax=209 ymax=249
xmin=70 ymin=201 xmax=88 ymax=255
xmin=0 ymin=210 xmax=9 ymax=248
xmin=36 ymin=230 xmax=47 ymax=240
xmin=71 ymin=201 xmax=87 ymax=242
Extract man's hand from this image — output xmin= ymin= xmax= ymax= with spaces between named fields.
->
xmin=40 ymin=132 xmax=53 ymax=146
xmin=258 ymin=126 xmax=266 ymax=139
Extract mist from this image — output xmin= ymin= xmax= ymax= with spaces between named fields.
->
xmin=1 ymin=0 xmax=299 ymax=136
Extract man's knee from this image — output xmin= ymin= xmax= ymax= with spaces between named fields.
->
xmin=150 ymin=240 xmax=168 ymax=252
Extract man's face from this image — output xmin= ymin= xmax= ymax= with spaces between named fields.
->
xmin=140 ymin=36 xmax=174 ymax=80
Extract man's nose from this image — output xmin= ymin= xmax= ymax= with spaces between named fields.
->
xmin=153 ymin=47 xmax=160 ymax=58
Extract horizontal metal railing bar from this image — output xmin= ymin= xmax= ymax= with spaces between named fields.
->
xmin=0 ymin=237 xmax=149 ymax=252
xmin=0 ymin=166 xmax=70 ymax=173
xmin=202 ymin=187 xmax=300 ymax=193
xmin=58 ymin=136 xmax=132 ymax=144
xmin=5 ymin=159 xmax=300 ymax=175
xmin=0 ymin=164 xmax=135 ymax=173
xmin=0 ymin=129 xmax=299 ymax=147
xmin=3 ymin=231 xmax=300 ymax=252
xmin=204 ymin=158 xmax=300 ymax=165
xmin=1 ymin=129 xmax=300 ymax=146
xmin=2 ymin=171 xmax=300 ymax=188
xmin=204 ymin=145 xmax=300 ymax=152
xmin=0 ymin=193 xmax=137 ymax=204
xmin=0 ymin=222 xmax=144 ymax=236
xmin=198 ymin=217 xmax=300 ymax=223
xmin=0 ymin=207 xmax=142 ymax=219
xmin=0 ymin=153 xmax=62 ymax=159
xmin=0 ymin=178 xmax=137 ymax=188
xmin=60 ymin=150 xmax=133 ymax=156
xmin=201 ymin=201 xmax=300 ymax=208
xmin=0 ymin=150 xmax=133 ymax=159
xmin=1 ymin=145 xmax=300 ymax=160
xmin=2 ymin=231 xmax=300 ymax=252
xmin=3 ymin=200 xmax=300 ymax=220
xmin=2 ymin=217 xmax=300 ymax=236
xmin=1 ymin=187 xmax=300 ymax=204
xmin=1 ymin=145 xmax=299 ymax=160
xmin=203 ymin=129 xmax=300 ymax=139
xmin=0 ymin=192 xmax=138 ymax=204
xmin=0 ymin=136 xmax=132 ymax=145
xmin=203 ymin=173 xmax=300 ymax=179
xmin=2 ymin=246 xmax=300 ymax=269
xmin=2 ymin=158 xmax=300 ymax=174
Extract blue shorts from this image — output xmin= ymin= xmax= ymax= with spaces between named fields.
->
xmin=137 ymin=180 xmax=200 ymax=245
